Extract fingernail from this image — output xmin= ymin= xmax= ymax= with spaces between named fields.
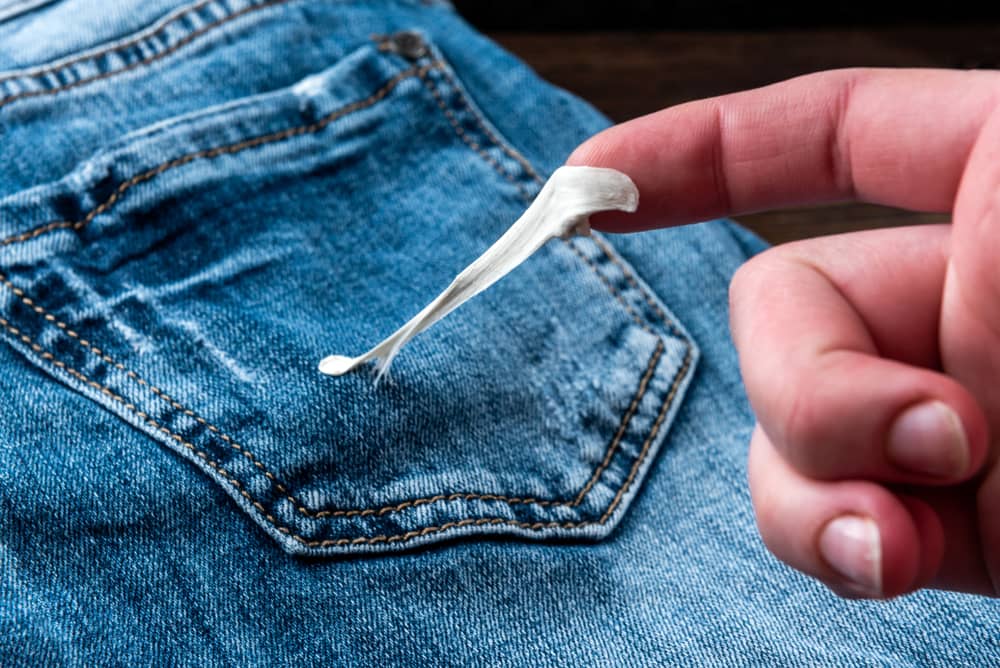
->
xmin=887 ymin=401 xmax=969 ymax=477
xmin=819 ymin=515 xmax=882 ymax=597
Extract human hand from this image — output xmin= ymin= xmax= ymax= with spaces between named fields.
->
xmin=567 ymin=68 xmax=1000 ymax=598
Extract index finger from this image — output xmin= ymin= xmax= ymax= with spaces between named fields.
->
xmin=568 ymin=68 xmax=1000 ymax=231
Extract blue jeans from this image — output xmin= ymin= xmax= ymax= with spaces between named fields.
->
xmin=0 ymin=1 xmax=997 ymax=665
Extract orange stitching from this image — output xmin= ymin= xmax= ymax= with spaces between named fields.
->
xmin=302 ymin=347 xmax=692 ymax=548
xmin=589 ymin=234 xmax=688 ymax=341
xmin=0 ymin=312 xmax=685 ymax=548
xmin=600 ymin=346 xmax=693 ymax=524
xmin=0 ymin=315 xmax=297 ymax=535
xmin=0 ymin=50 xmax=695 ymax=548
xmin=0 ymin=270 xmax=294 ymax=495
xmin=415 ymin=69 xmax=532 ymax=201
xmin=432 ymin=66 xmax=545 ymax=187
xmin=573 ymin=339 xmax=663 ymax=505
xmin=313 ymin=67 xmax=698 ymax=542
xmin=0 ymin=265 xmax=662 ymax=519
xmin=0 ymin=62 xmax=441 ymax=248
xmin=590 ymin=235 xmax=667 ymax=320
xmin=0 ymin=0 xmax=216 ymax=85
xmin=0 ymin=0 xmax=295 ymax=110
xmin=314 ymin=493 xmax=557 ymax=519
xmin=0 ymin=60 xmax=661 ymax=522
xmin=312 ymin=341 xmax=663 ymax=518
xmin=295 ymin=517 xmax=594 ymax=548
xmin=436 ymin=70 xmax=699 ymax=535
xmin=565 ymin=241 xmax=648 ymax=332
xmin=425 ymin=62 xmax=681 ymax=345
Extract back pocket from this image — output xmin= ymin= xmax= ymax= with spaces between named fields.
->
xmin=0 ymin=31 xmax=698 ymax=555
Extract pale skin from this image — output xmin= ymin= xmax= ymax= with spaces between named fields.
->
xmin=568 ymin=68 xmax=1000 ymax=599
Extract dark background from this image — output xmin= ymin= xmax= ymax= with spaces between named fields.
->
xmin=453 ymin=2 xmax=1000 ymax=31
xmin=451 ymin=2 xmax=1000 ymax=242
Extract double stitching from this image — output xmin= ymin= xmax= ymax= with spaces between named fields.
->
xmin=0 ymin=61 xmax=661 ymax=522
xmin=1 ymin=62 xmax=441 ymax=247
xmin=0 ymin=49 xmax=695 ymax=548
xmin=0 ymin=271 xmax=299 ymax=499
xmin=300 ymin=347 xmax=692 ymax=547
xmin=0 ymin=314 xmax=298 ymax=536
xmin=414 ymin=51 xmax=682 ymax=339
xmin=0 ymin=308 xmax=691 ymax=548
xmin=0 ymin=0 xmax=296 ymax=111
xmin=416 ymin=61 xmax=694 ymax=519
xmin=415 ymin=65 xmax=541 ymax=202
xmin=2 ymin=256 xmax=663 ymax=521
xmin=0 ymin=0 xmax=218 ymax=84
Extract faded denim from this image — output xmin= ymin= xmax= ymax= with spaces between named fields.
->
xmin=0 ymin=1 xmax=998 ymax=665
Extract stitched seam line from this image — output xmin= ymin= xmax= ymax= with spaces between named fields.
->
xmin=0 ymin=61 xmax=440 ymax=248
xmin=588 ymin=234 xmax=687 ymax=340
xmin=0 ymin=315 xmax=299 ymax=537
xmin=470 ymin=57 xmax=685 ymax=343
xmin=430 ymin=64 xmax=699 ymax=531
xmin=0 ymin=58 xmax=660 ymax=520
xmin=0 ymin=263 xmax=660 ymax=519
xmin=556 ymin=243 xmax=679 ymax=515
xmin=393 ymin=63 xmax=696 ymax=546
xmin=0 ymin=48 xmax=694 ymax=548
xmin=300 ymin=346 xmax=693 ymax=547
xmin=415 ymin=58 xmax=665 ymax=342
xmin=405 ymin=66 xmax=687 ymax=522
xmin=418 ymin=52 xmax=680 ymax=343
xmin=0 ymin=0 xmax=295 ymax=110
xmin=406 ymin=56 xmax=543 ymax=190
xmin=432 ymin=66 xmax=544 ymax=185
xmin=599 ymin=345 xmax=692 ymax=524
xmin=421 ymin=55 xmax=687 ymax=347
xmin=311 ymin=342 xmax=663 ymax=518
xmin=565 ymin=241 xmax=648 ymax=332
xmin=416 ymin=69 xmax=532 ymax=202
xmin=0 ymin=270 xmax=295 ymax=495
xmin=591 ymin=235 xmax=667 ymax=322
xmin=0 ymin=307 xmax=687 ymax=548
xmin=296 ymin=518 xmax=595 ymax=548
xmin=572 ymin=339 xmax=662 ymax=505
xmin=0 ymin=0 xmax=216 ymax=85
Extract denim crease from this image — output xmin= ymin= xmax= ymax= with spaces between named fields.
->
xmin=0 ymin=1 xmax=998 ymax=666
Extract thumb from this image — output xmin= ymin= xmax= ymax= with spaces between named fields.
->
xmin=943 ymin=106 xmax=1000 ymax=589
xmin=946 ymin=106 xmax=1000 ymax=430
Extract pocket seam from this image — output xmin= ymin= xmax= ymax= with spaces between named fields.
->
xmin=0 ymin=60 xmax=442 ymax=248
xmin=0 ymin=41 xmax=697 ymax=550
xmin=0 ymin=0 xmax=298 ymax=111
xmin=0 ymin=265 xmax=670 ymax=520
xmin=0 ymin=308 xmax=693 ymax=548
xmin=0 ymin=0 xmax=217 ymax=83
xmin=414 ymin=46 xmax=687 ymax=339
xmin=412 ymin=61 xmax=541 ymax=202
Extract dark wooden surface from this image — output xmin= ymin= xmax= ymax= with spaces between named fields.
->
xmin=487 ymin=26 xmax=1000 ymax=243
xmin=455 ymin=2 xmax=1000 ymax=31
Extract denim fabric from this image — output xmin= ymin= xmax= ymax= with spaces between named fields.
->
xmin=0 ymin=1 xmax=998 ymax=666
